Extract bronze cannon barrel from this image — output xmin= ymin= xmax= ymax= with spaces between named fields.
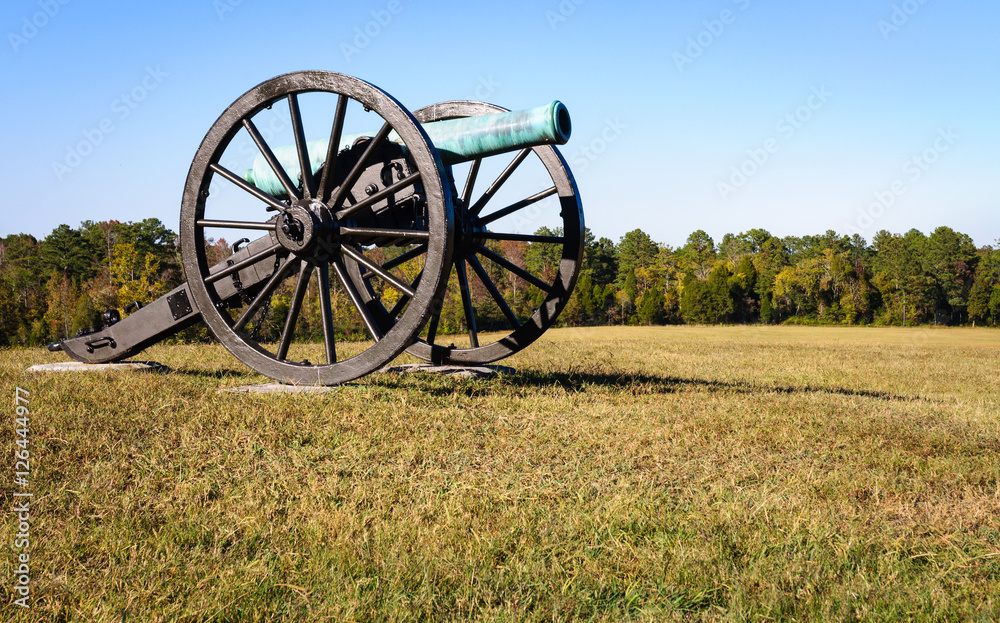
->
xmin=243 ymin=101 xmax=571 ymax=197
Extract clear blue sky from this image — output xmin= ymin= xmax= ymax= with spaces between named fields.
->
xmin=3 ymin=0 xmax=998 ymax=247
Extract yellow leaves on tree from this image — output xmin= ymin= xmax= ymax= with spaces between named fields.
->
xmin=109 ymin=242 xmax=168 ymax=313
xmin=378 ymin=249 xmax=424 ymax=311
xmin=43 ymin=270 xmax=77 ymax=340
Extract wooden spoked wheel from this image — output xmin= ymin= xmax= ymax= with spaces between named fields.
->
xmin=179 ymin=71 xmax=454 ymax=385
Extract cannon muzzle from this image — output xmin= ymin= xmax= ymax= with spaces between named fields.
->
xmin=244 ymin=101 xmax=571 ymax=197
xmin=419 ymin=100 xmax=571 ymax=164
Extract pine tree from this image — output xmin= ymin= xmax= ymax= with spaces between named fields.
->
xmin=637 ymin=286 xmax=665 ymax=324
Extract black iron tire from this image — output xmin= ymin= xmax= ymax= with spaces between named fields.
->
xmin=180 ymin=71 xmax=454 ymax=385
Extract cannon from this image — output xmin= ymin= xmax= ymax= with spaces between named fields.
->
xmin=49 ymin=71 xmax=583 ymax=385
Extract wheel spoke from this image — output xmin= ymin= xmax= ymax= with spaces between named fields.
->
xmin=341 ymin=245 xmax=415 ymax=297
xmin=425 ymin=309 xmax=440 ymax=346
xmin=468 ymin=254 xmax=520 ymax=329
xmin=461 ymin=158 xmax=482 ymax=209
xmin=381 ymin=244 xmax=427 ymax=272
xmin=337 ymin=227 xmax=431 ymax=242
xmin=331 ymin=257 xmax=383 ymax=341
xmin=478 ymin=232 xmax=564 ymax=244
xmin=455 ymin=258 xmax=479 ymax=348
xmin=386 ymin=295 xmax=409 ymax=322
xmin=317 ymin=262 xmax=336 ymax=364
xmin=476 ymin=244 xmax=552 ymax=293
xmin=335 ymin=171 xmax=422 ymax=221
xmin=209 ymin=164 xmax=289 ymax=212
xmin=318 ymin=95 xmax=348 ymax=202
xmin=196 ymin=219 xmax=277 ymax=231
xmin=243 ymin=117 xmax=300 ymax=201
xmin=386 ymin=270 xmax=422 ymax=321
xmin=329 ymin=121 xmax=393 ymax=211
xmin=233 ymin=256 xmax=297 ymax=332
xmin=277 ymin=260 xmax=312 ymax=361
xmin=287 ymin=93 xmax=317 ymax=199
xmin=475 ymin=186 xmax=558 ymax=227
xmin=468 ymin=148 xmax=531 ymax=217
xmin=204 ymin=242 xmax=282 ymax=285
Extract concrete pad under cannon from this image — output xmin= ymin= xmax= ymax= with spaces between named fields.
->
xmin=219 ymin=383 xmax=339 ymax=394
xmin=377 ymin=363 xmax=515 ymax=379
xmin=220 ymin=364 xmax=516 ymax=393
xmin=26 ymin=361 xmax=171 ymax=374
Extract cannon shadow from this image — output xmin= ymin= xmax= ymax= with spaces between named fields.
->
xmin=172 ymin=367 xmax=253 ymax=381
xmin=170 ymin=364 xmax=916 ymax=403
xmin=488 ymin=369 xmax=918 ymax=403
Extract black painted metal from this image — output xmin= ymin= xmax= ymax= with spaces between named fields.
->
xmin=179 ymin=71 xmax=454 ymax=386
xmin=51 ymin=75 xmax=584 ymax=385
xmin=57 ymin=227 xmax=289 ymax=364
xmin=167 ymin=290 xmax=193 ymax=321
xmin=59 ymin=283 xmax=203 ymax=363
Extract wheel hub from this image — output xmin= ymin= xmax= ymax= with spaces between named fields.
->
xmin=455 ymin=209 xmax=485 ymax=255
xmin=274 ymin=203 xmax=320 ymax=253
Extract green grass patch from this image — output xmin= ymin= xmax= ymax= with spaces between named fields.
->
xmin=2 ymin=326 xmax=999 ymax=621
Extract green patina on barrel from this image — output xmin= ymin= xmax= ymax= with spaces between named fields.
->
xmin=243 ymin=101 xmax=570 ymax=197
xmin=420 ymin=100 xmax=571 ymax=165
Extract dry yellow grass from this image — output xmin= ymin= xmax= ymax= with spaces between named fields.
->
xmin=1 ymin=325 xmax=998 ymax=621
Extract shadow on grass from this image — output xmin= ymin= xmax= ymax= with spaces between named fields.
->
xmin=170 ymin=367 xmax=253 ymax=381
xmin=171 ymin=364 xmax=917 ymax=403
xmin=487 ymin=368 xmax=918 ymax=402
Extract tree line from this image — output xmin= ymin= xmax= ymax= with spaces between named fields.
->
xmin=560 ymin=226 xmax=1000 ymax=329
xmin=2 ymin=220 xmax=999 ymax=347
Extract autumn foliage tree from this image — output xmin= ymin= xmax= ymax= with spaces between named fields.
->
xmin=109 ymin=242 xmax=169 ymax=313
xmin=2 ymin=221 xmax=997 ymax=347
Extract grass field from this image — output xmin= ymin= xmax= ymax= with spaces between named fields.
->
xmin=2 ymin=325 xmax=999 ymax=621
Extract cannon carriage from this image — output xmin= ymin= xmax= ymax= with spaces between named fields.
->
xmin=50 ymin=71 xmax=583 ymax=385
